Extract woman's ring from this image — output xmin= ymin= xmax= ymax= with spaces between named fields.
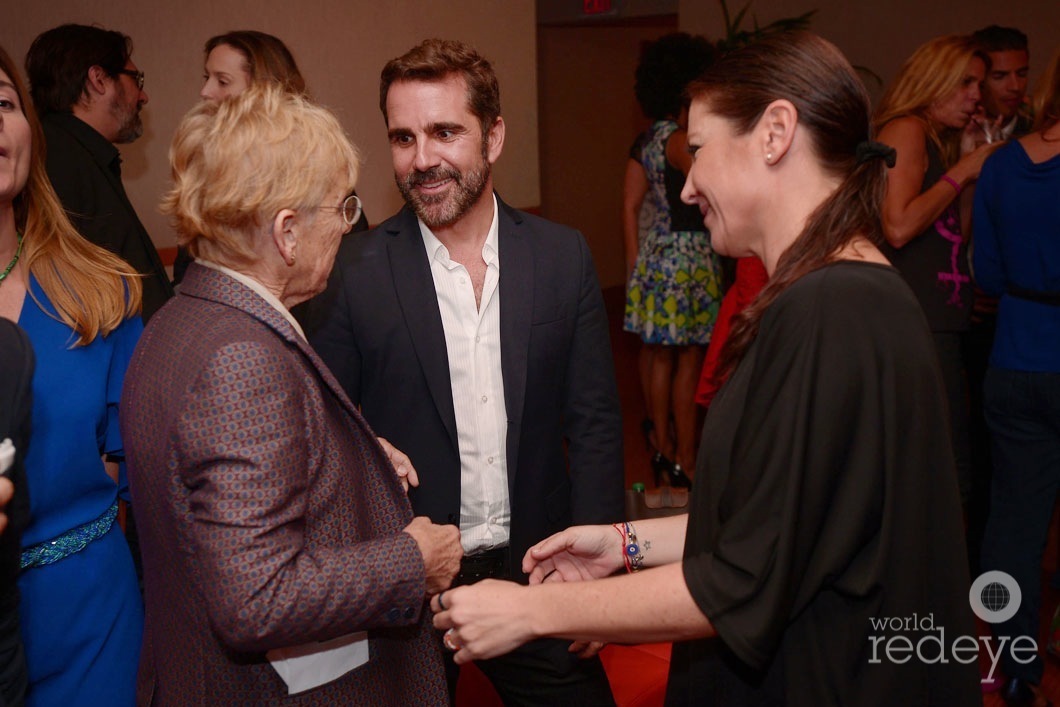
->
xmin=437 ymin=591 xmax=448 ymax=611
xmin=443 ymin=628 xmax=461 ymax=651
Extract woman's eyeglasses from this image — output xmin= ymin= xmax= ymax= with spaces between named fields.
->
xmin=317 ymin=194 xmax=363 ymax=227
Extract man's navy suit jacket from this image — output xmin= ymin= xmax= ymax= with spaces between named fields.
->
xmin=305 ymin=196 xmax=624 ymax=577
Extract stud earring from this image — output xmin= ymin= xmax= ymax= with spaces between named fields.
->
xmin=766 ymin=152 xmax=774 ymax=162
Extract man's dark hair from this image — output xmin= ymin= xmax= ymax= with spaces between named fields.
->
xmin=25 ymin=23 xmax=133 ymax=115
xmin=379 ymin=39 xmax=500 ymax=137
xmin=971 ymin=25 xmax=1028 ymax=54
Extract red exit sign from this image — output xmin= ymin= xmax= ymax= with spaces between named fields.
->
xmin=584 ymin=0 xmax=613 ymax=14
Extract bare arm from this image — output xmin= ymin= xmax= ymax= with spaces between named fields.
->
xmin=522 ymin=514 xmax=689 ymax=584
xmin=434 ymin=563 xmax=714 ymax=663
xmin=622 ymin=159 xmax=649 ymax=276
xmin=879 ymin=117 xmax=997 ymax=248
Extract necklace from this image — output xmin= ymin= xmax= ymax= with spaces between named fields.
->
xmin=0 ymin=231 xmax=24 ymax=286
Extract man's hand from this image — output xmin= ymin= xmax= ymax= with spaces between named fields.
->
xmin=568 ymin=640 xmax=606 ymax=659
xmin=378 ymin=437 xmax=418 ymax=493
xmin=404 ymin=516 xmax=462 ymax=594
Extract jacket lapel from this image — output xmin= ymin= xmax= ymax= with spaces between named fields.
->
xmin=496 ymin=199 xmax=531 ymax=492
xmin=385 ymin=209 xmax=460 ymax=451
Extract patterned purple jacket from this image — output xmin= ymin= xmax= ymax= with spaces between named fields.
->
xmin=120 ymin=264 xmax=447 ymax=705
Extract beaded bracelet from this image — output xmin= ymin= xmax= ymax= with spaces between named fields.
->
xmin=622 ymin=521 xmax=644 ymax=572
xmin=940 ymin=174 xmax=962 ymax=195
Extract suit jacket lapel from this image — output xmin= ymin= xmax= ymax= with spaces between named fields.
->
xmin=497 ymin=198 xmax=531 ymax=492
xmin=385 ymin=209 xmax=460 ymax=451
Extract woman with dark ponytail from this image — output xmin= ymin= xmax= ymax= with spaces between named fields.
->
xmin=429 ymin=32 xmax=978 ymax=706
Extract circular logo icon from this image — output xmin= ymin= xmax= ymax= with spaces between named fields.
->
xmin=969 ymin=571 xmax=1021 ymax=624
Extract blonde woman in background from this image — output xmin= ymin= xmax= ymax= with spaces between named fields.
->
xmin=0 ymin=45 xmax=143 ymax=706
xmin=874 ymin=35 xmax=998 ymax=509
xmin=199 ymin=29 xmax=306 ymax=103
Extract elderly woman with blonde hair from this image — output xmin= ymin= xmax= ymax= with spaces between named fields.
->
xmin=174 ymin=29 xmax=367 ymax=283
xmin=120 ymin=84 xmax=460 ymax=705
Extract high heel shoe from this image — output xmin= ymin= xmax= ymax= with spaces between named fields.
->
xmin=651 ymin=452 xmax=692 ymax=489
xmin=669 ymin=462 xmax=692 ymax=489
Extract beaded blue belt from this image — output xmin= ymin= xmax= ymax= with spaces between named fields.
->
xmin=20 ymin=501 xmax=119 ymax=570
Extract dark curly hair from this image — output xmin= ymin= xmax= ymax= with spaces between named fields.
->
xmin=634 ymin=32 xmax=715 ymax=121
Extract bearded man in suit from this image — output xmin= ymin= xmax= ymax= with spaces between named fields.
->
xmin=304 ymin=38 xmax=623 ymax=706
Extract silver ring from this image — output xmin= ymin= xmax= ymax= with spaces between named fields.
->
xmin=443 ymin=628 xmax=460 ymax=651
xmin=437 ymin=591 xmax=448 ymax=611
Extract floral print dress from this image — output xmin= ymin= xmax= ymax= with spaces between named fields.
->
xmin=624 ymin=120 xmax=721 ymax=345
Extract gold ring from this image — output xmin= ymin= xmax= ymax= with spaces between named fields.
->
xmin=443 ymin=628 xmax=460 ymax=651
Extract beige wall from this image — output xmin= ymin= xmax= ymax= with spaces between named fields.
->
xmin=537 ymin=17 xmax=677 ymax=289
xmin=537 ymin=1 xmax=1058 ymax=289
xmin=6 ymin=2 xmax=1058 ymax=285
xmin=1 ymin=1 xmax=539 ymax=251
xmin=679 ymin=0 xmax=1059 ymax=102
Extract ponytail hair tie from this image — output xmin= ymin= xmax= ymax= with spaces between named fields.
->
xmin=855 ymin=140 xmax=897 ymax=168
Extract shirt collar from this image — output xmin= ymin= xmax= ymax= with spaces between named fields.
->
xmin=418 ymin=194 xmax=499 ymax=268
xmin=195 ymin=259 xmax=307 ymax=341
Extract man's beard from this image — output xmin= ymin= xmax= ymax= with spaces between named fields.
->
xmin=396 ymin=153 xmax=490 ymax=229
xmin=110 ymin=87 xmax=144 ymax=144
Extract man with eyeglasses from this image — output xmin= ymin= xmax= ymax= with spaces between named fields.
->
xmin=26 ymin=23 xmax=173 ymax=323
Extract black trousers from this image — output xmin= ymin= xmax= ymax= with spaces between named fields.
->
xmin=963 ymin=313 xmax=996 ymax=576
xmin=0 ymin=587 xmax=27 ymax=707
xmin=443 ymin=548 xmax=615 ymax=707
xmin=932 ymin=332 xmax=971 ymax=505
xmin=980 ymin=368 xmax=1060 ymax=684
